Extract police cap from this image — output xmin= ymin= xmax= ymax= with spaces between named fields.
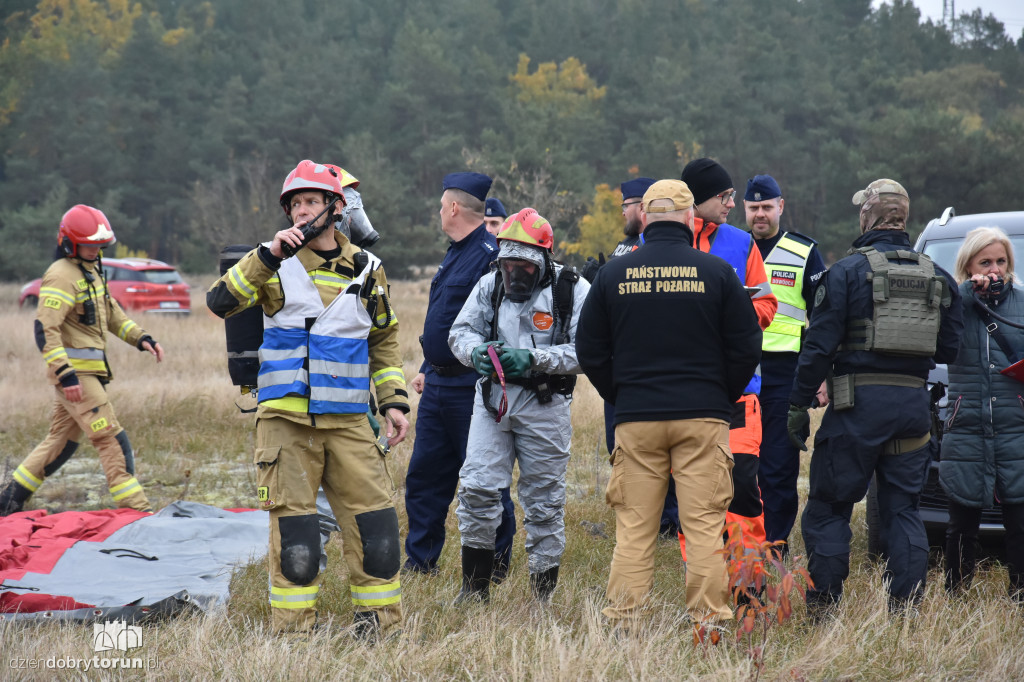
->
xmin=745 ymin=175 xmax=782 ymax=202
xmin=620 ymin=177 xmax=656 ymax=200
xmin=442 ymin=172 xmax=493 ymax=201
xmin=485 ymin=197 xmax=507 ymax=218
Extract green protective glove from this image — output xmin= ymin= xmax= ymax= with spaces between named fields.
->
xmin=471 ymin=343 xmax=500 ymax=376
xmin=499 ymin=347 xmax=533 ymax=379
xmin=787 ymin=404 xmax=811 ymax=452
xmin=366 ymin=408 xmax=381 ymax=438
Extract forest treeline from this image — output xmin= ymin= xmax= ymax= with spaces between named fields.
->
xmin=1 ymin=0 xmax=1022 ymax=279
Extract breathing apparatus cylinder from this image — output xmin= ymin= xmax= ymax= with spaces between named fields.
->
xmin=339 ymin=186 xmax=381 ymax=248
xmin=219 ymin=244 xmax=263 ymax=390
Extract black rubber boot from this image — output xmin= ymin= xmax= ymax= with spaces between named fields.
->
xmin=351 ymin=610 xmax=380 ymax=642
xmin=454 ymin=546 xmax=494 ymax=605
xmin=491 ymin=558 xmax=510 ymax=586
xmin=805 ymin=591 xmax=839 ymax=625
xmin=0 ymin=481 xmax=32 ymax=517
xmin=530 ymin=565 xmax=559 ymax=602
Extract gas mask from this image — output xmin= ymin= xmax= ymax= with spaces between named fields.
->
xmin=335 ymin=186 xmax=380 ymax=248
xmin=497 ymin=240 xmax=547 ymax=302
xmin=500 ymin=259 xmax=542 ymax=302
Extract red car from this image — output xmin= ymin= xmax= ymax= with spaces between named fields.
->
xmin=19 ymin=257 xmax=191 ymax=315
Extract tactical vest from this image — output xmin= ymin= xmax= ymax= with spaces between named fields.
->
xmin=708 ymin=224 xmax=761 ymax=395
xmin=257 ymin=251 xmax=378 ymax=414
xmin=763 ymin=232 xmax=813 ymax=353
xmin=841 ymin=246 xmax=948 ymax=357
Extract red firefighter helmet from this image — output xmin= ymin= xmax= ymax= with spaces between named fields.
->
xmin=279 ymin=160 xmax=347 ymax=216
xmin=58 ymin=205 xmax=116 ymax=257
xmin=495 ymin=208 xmax=554 ymax=251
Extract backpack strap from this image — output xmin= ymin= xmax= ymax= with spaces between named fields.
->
xmin=488 ymin=270 xmax=504 ymax=343
xmin=972 ymin=296 xmax=1021 ymax=364
xmin=551 ymin=265 xmax=579 ymax=345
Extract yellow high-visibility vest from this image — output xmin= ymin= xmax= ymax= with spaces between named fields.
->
xmin=763 ymin=232 xmax=814 ymax=352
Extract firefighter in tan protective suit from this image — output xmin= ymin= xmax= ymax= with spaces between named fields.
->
xmin=0 ymin=205 xmax=163 ymax=516
xmin=207 ymin=160 xmax=409 ymax=638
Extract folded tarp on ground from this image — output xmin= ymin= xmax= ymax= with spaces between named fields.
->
xmin=0 ymin=501 xmax=268 ymax=622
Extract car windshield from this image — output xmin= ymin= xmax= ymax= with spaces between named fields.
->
xmin=921 ymin=236 xmax=1024 ymax=283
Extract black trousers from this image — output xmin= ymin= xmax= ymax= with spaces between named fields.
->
xmin=945 ymin=499 xmax=1024 ymax=599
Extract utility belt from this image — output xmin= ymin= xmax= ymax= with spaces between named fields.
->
xmin=829 ymin=372 xmax=926 ymax=411
xmin=829 ymin=372 xmax=931 ymax=455
xmin=420 ymin=333 xmax=476 ymax=377
xmin=504 ymin=373 xmax=577 ymax=399
xmin=882 ymin=432 xmax=931 ymax=455
xmin=482 ymin=373 xmax=576 ymax=412
xmin=429 ymin=362 xmax=475 ymax=378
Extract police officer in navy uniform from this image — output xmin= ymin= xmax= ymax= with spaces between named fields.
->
xmin=745 ymin=174 xmax=828 ymax=550
xmin=484 ymin=197 xmax=507 ymax=236
xmin=787 ymin=179 xmax=963 ymax=617
xmin=404 ymin=172 xmax=517 ymax=579
xmin=587 ymin=178 xmax=656 ymax=449
xmin=582 ymin=178 xmax=680 ymax=535
xmin=610 ymin=178 xmax=655 ymax=258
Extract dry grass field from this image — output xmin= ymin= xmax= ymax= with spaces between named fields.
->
xmin=1 ymin=274 xmax=1022 ymax=681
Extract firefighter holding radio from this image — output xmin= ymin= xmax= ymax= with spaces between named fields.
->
xmin=207 ymin=160 xmax=408 ymax=638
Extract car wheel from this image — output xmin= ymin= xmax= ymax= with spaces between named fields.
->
xmin=866 ymin=474 xmax=883 ymax=562
xmin=21 ymin=294 xmax=38 ymax=309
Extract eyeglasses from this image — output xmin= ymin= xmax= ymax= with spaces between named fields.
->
xmin=716 ymin=190 xmax=736 ymax=205
xmin=621 ymin=200 xmax=641 ymax=210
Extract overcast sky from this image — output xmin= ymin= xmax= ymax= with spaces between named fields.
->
xmin=875 ymin=0 xmax=1024 ymax=36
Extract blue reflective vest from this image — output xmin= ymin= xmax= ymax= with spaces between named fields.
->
xmin=709 ymin=224 xmax=761 ymax=395
xmin=257 ymin=252 xmax=376 ymax=415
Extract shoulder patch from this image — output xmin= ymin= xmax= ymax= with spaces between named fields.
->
xmin=44 ymin=297 xmax=63 ymax=310
xmin=814 ymin=285 xmax=827 ymax=308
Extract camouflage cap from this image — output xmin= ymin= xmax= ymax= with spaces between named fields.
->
xmin=852 ymin=179 xmax=908 ymax=206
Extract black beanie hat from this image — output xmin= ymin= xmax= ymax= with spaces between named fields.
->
xmin=680 ymin=158 xmax=733 ymax=205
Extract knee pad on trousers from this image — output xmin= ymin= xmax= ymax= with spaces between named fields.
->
xmin=355 ymin=508 xmax=400 ymax=579
xmin=278 ymin=514 xmax=321 ymax=585
xmin=43 ymin=440 xmax=80 ymax=477
xmin=115 ymin=430 xmax=136 ymax=475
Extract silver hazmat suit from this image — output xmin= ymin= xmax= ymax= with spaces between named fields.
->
xmin=448 ymin=263 xmax=590 ymax=573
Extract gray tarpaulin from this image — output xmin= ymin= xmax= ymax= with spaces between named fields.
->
xmin=1 ymin=501 xmax=269 ymax=622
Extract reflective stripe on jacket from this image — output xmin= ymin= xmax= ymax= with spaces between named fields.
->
xmin=36 ymin=257 xmax=146 ymax=383
xmin=763 ymin=233 xmax=811 ymax=352
xmin=258 ymin=251 xmax=378 ymax=415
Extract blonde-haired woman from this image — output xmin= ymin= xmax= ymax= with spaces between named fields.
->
xmin=941 ymin=226 xmax=1024 ymax=600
